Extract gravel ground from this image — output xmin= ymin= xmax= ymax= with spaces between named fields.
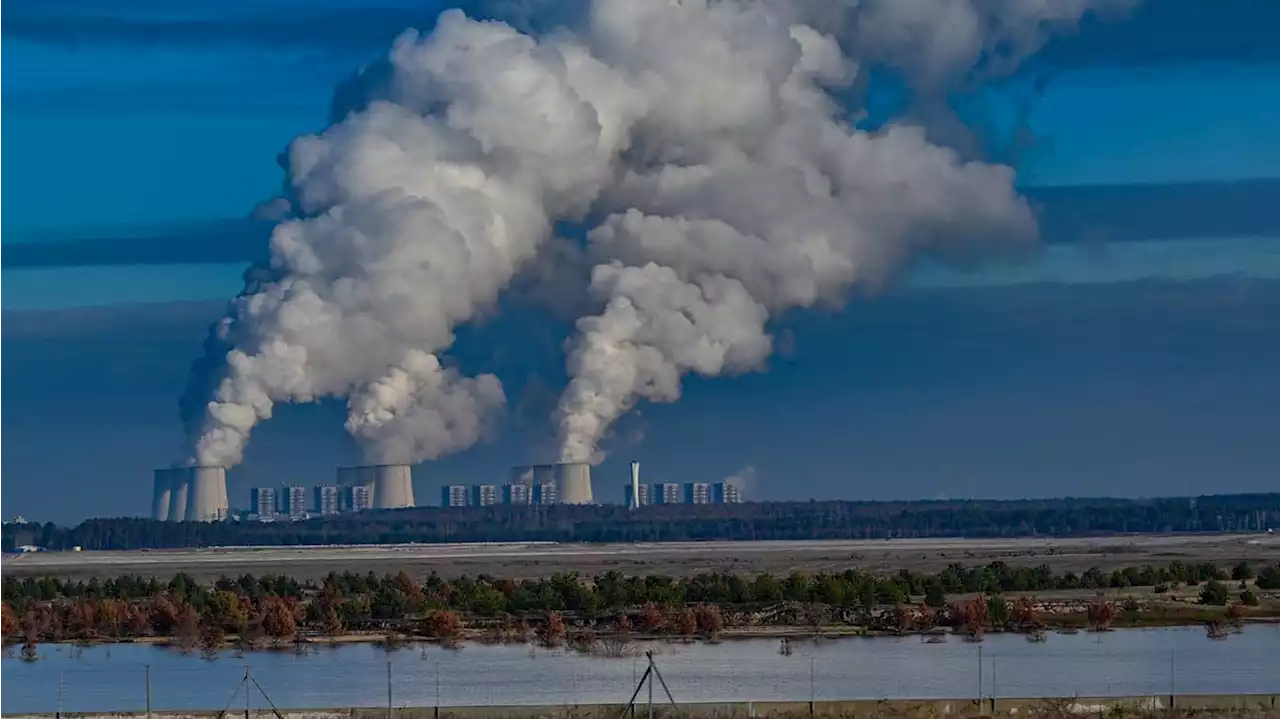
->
xmin=4 ymin=533 xmax=1277 ymax=583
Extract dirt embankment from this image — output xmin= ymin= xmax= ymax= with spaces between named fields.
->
xmin=5 ymin=535 xmax=1277 ymax=583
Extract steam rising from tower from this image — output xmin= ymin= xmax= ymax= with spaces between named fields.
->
xmin=177 ymin=0 xmax=1131 ymax=469
xmin=183 ymin=8 xmax=646 ymax=469
xmin=549 ymin=0 xmax=1127 ymax=463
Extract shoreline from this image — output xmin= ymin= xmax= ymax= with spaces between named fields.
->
xmin=7 ymin=558 xmax=1275 ymax=657
xmin=11 ymin=615 xmax=1277 ymax=655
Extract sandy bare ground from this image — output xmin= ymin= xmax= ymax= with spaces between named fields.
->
xmin=4 ymin=534 xmax=1277 ymax=583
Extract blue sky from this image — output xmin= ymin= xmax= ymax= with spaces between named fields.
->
xmin=3 ymin=0 xmax=1279 ymax=521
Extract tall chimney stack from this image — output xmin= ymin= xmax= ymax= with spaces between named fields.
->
xmin=630 ymin=460 xmax=640 ymax=510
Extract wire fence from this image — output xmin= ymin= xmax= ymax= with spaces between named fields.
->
xmin=4 ymin=628 xmax=1278 ymax=714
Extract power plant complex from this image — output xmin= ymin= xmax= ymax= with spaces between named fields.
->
xmin=503 ymin=462 xmax=591 ymax=504
xmin=151 ymin=463 xmax=414 ymax=522
xmin=150 ymin=458 xmax=740 ymax=520
xmin=443 ymin=460 xmax=742 ymax=509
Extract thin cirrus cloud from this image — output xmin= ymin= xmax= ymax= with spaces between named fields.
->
xmin=2 ymin=218 xmax=273 ymax=268
xmin=1031 ymin=0 xmax=1280 ymax=69
xmin=4 ymin=178 xmax=1277 ymax=270
xmin=2 ymin=0 xmax=1274 ymax=64
xmin=0 ymin=0 xmax=584 ymax=49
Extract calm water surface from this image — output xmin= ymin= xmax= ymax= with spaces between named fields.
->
xmin=3 ymin=627 xmax=1278 ymax=712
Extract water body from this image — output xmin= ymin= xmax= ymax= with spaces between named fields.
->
xmin=3 ymin=627 xmax=1277 ymax=713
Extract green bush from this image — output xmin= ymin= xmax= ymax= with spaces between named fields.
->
xmin=923 ymin=582 xmax=946 ymax=608
xmin=1256 ymin=564 xmax=1280 ymax=590
xmin=1199 ymin=580 xmax=1230 ymax=606
xmin=1231 ymin=561 xmax=1254 ymax=581
xmin=1240 ymin=589 xmax=1260 ymax=607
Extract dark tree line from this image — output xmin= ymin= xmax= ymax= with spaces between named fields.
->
xmin=4 ymin=560 xmax=1276 ymax=648
xmin=5 ymin=494 xmax=1277 ymax=551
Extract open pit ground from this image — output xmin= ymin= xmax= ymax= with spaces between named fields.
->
xmin=3 ymin=534 xmax=1277 ymax=583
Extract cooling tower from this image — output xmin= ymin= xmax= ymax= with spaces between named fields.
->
xmin=372 ymin=464 xmax=415 ymax=508
xmin=555 ymin=462 xmax=593 ymax=505
xmin=356 ymin=465 xmax=378 ymax=503
xmin=509 ymin=465 xmax=535 ymax=486
xmin=336 ymin=466 xmax=359 ymax=487
xmin=184 ymin=466 xmax=229 ymax=522
xmin=152 ymin=469 xmax=174 ymax=521
xmin=531 ymin=464 xmax=556 ymax=487
xmin=167 ymin=472 xmax=189 ymax=522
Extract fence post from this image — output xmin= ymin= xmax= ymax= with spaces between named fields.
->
xmin=647 ymin=653 xmax=654 ymax=719
xmin=977 ymin=645 xmax=983 ymax=706
xmin=146 ymin=665 xmax=152 ymax=719
xmin=809 ymin=657 xmax=815 ymax=716
xmin=991 ymin=656 xmax=997 ymax=714
xmin=386 ymin=660 xmax=393 ymax=719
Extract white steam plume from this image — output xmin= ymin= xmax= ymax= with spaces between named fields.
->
xmin=559 ymin=262 xmax=773 ymax=463
xmin=553 ymin=0 xmax=1123 ymax=462
xmin=803 ymin=0 xmax=1138 ymax=89
xmin=344 ymin=350 xmax=506 ymax=465
xmin=193 ymin=10 xmax=646 ymax=467
xmin=187 ymin=0 xmax=1130 ymax=470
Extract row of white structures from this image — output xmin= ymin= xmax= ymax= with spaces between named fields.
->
xmin=152 ymin=464 xmax=417 ymax=522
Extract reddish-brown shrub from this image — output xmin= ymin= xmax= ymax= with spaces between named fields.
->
xmin=1087 ymin=601 xmax=1118 ymax=631
xmin=259 ymin=597 xmax=298 ymax=642
xmin=539 ymin=611 xmax=566 ymax=647
xmin=694 ymin=605 xmax=725 ymax=638
xmin=422 ymin=610 xmax=462 ymax=642
xmin=640 ymin=602 xmax=665 ymax=633
xmin=1 ymin=603 xmax=18 ymax=642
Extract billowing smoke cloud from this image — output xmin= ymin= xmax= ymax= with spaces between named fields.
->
xmin=344 ymin=350 xmax=506 ymax=465
xmin=551 ymin=0 xmax=1124 ymax=462
xmin=785 ymin=0 xmax=1137 ymax=157
xmin=815 ymin=0 xmax=1138 ymax=88
xmin=184 ymin=0 xmax=1130 ymax=470
xmin=724 ymin=464 xmax=758 ymax=496
xmin=189 ymin=9 xmax=647 ymax=467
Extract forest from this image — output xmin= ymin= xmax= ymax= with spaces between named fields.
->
xmin=4 ymin=559 xmax=1278 ymax=656
xmin=5 ymin=493 xmax=1278 ymax=551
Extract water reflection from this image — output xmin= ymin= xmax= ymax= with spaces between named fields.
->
xmin=3 ymin=626 xmax=1277 ymax=712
